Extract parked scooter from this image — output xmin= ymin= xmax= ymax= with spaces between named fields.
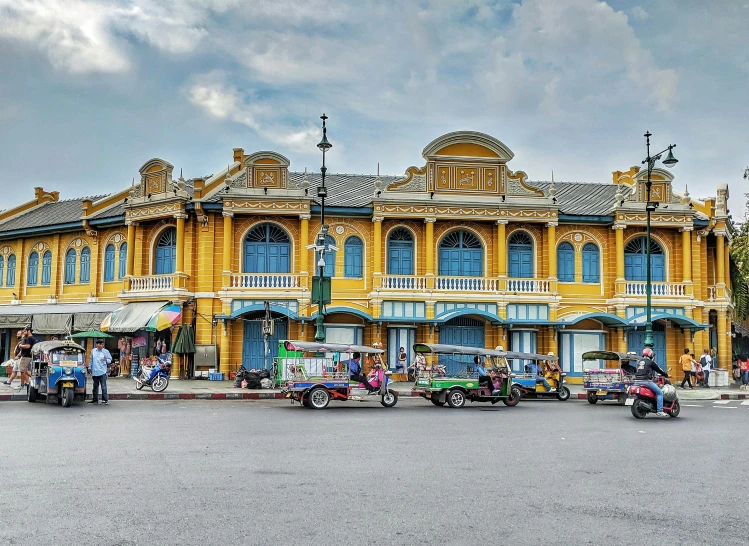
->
xmin=134 ymin=356 xmax=171 ymax=392
xmin=625 ymin=374 xmax=680 ymax=418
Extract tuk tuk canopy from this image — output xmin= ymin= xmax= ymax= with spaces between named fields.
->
xmin=413 ymin=343 xmax=507 ymax=357
xmin=283 ymin=341 xmax=384 ymax=354
xmin=582 ymin=351 xmax=638 ymax=362
xmin=31 ymin=340 xmax=86 ymax=356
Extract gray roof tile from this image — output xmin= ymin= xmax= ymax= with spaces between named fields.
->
xmin=533 ymin=182 xmax=619 ymax=216
xmin=0 ymin=195 xmax=108 ymax=233
xmin=88 ymin=202 xmax=125 ymax=220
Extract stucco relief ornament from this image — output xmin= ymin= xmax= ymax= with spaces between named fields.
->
xmin=335 ymin=225 xmax=345 ymax=235
xmin=574 ymin=233 xmax=583 ymax=242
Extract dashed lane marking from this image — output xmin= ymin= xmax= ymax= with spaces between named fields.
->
xmin=713 ymin=400 xmax=731 ymax=404
xmin=742 ymin=401 xmax=749 ymax=406
xmin=682 ymin=404 xmax=703 ymax=407
xmin=713 ymin=406 xmax=738 ymax=409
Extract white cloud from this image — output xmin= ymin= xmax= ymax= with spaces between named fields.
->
xmin=631 ymin=6 xmax=649 ymax=20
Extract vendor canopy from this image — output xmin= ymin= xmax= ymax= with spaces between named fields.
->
xmin=0 ymin=302 xmax=120 ymax=333
xmin=101 ymin=301 xmax=170 ymax=333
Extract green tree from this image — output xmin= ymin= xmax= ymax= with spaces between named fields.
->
xmin=730 ymin=169 xmax=749 ymax=321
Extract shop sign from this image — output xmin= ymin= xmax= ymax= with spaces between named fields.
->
xmin=132 ymin=335 xmax=147 ymax=348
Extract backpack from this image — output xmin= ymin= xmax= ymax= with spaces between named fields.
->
xmin=699 ymin=355 xmax=707 ymax=367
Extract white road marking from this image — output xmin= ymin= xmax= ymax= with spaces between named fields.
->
xmin=713 ymin=406 xmax=737 ymax=409
xmin=682 ymin=404 xmax=703 ymax=407
xmin=713 ymin=400 xmax=731 ymax=404
xmin=741 ymin=401 xmax=749 ymax=406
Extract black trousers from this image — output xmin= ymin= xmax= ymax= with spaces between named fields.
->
xmin=680 ymin=371 xmax=692 ymax=388
xmin=351 ymin=374 xmax=375 ymax=391
xmin=478 ymin=375 xmax=494 ymax=393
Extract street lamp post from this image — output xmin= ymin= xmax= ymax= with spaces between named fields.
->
xmin=642 ymin=131 xmax=678 ymax=349
xmin=314 ymin=114 xmax=332 ymax=343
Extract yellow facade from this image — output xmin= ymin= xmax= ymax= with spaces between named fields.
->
xmin=0 ymin=132 xmax=738 ymax=382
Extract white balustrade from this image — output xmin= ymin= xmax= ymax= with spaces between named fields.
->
xmin=230 ymin=273 xmax=300 ymax=289
xmin=625 ymin=281 xmax=686 ymax=297
xmin=506 ymin=279 xmax=550 ymax=294
xmin=129 ymin=275 xmax=174 ymax=292
xmin=708 ymin=286 xmax=716 ymax=300
xmin=380 ymin=275 xmax=427 ymax=290
xmin=435 ymin=277 xmax=499 ymax=292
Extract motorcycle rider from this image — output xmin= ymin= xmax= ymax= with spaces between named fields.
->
xmin=635 ymin=348 xmax=669 ymax=417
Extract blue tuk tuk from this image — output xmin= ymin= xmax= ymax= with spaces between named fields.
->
xmin=27 ymin=340 xmax=87 ymax=407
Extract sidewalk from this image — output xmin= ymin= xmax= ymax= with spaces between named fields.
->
xmin=1 ymin=377 xmax=746 ymax=401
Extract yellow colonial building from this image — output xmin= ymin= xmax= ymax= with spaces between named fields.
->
xmin=0 ymin=131 xmax=740 ymax=382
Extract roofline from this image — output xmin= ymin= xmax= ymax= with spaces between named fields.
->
xmin=0 ymin=221 xmax=84 ymax=239
xmin=310 ymin=206 xmax=373 ymax=217
xmin=558 ymin=214 xmax=615 ymax=223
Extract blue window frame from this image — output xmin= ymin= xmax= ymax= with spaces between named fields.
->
xmin=80 ymin=247 xmax=91 ymax=283
xmin=323 ymin=235 xmax=336 ymax=277
xmin=118 ymin=243 xmax=127 ymax=280
xmin=104 ymin=244 xmax=115 ymax=282
xmin=27 ymin=251 xmax=39 ymax=286
xmin=343 ymin=236 xmax=363 ymax=278
xmin=624 ymin=237 xmax=664 ymax=281
xmin=387 ymin=228 xmax=414 ymax=275
xmin=155 ymin=227 xmax=177 ymax=275
xmin=41 ymin=251 xmax=52 ymax=286
xmin=64 ymin=249 xmax=76 ymax=284
xmin=243 ymin=224 xmax=290 ymax=273
xmin=6 ymin=255 xmax=16 ymax=286
xmin=438 ymin=230 xmax=483 ymax=277
xmin=582 ymin=242 xmax=600 ymax=283
xmin=508 ymin=231 xmax=533 ymax=278
xmin=557 ymin=242 xmax=574 ymax=282
xmin=0 ymin=256 xmax=4 ymax=287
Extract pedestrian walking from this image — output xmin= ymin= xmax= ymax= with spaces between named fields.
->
xmin=679 ymin=348 xmax=693 ymax=389
xmin=17 ymin=327 xmax=37 ymax=390
xmin=739 ymin=354 xmax=749 ymax=390
xmin=88 ymin=339 xmax=112 ymax=405
xmin=699 ymin=348 xmax=712 ymax=388
xmin=2 ymin=331 xmax=23 ymax=388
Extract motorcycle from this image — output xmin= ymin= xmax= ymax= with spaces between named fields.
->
xmin=625 ymin=374 xmax=680 ymax=419
xmin=134 ymin=356 xmax=171 ymax=392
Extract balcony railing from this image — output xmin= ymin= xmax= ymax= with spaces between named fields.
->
xmin=380 ymin=275 xmax=427 ymax=291
xmin=506 ymin=279 xmax=551 ymax=294
xmin=708 ymin=286 xmax=716 ymax=300
xmin=435 ymin=277 xmax=499 ymax=292
xmin=625 ymin=281 xmax=686 ymax=297
xmin=230 ymin=274 xmax=300 ymax=289
xmin=129 ymin=275 xmax=173 ymax=292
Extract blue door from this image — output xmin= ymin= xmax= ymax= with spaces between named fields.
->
xmin=624 ymin=237 xmax=664 ymax=281
xmin=242 ymin=319 xmax=288 ymax=370
xmin=628 ymin=329 xmax=666 ymax=372
xmin=387 ymin=228 xmax=414 ymax=275
xmin=155 ymin=228 xmax=176 ymax=274
xmin=244 ymin=224 xmax=291 ymax=273
xmin=438 ymin=230 xmax=482 ymax=276
xmin=438 ymin=317 xmax=485 ymax=374
xmin=508 ymin=232 xmax=533 ymax=278
xmin=510 ymin=330 xmax=538 ymax=372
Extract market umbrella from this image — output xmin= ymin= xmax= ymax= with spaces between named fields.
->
xmin=70 ymin=330 xmax=114 ymax=339
xmin=145 ymin=303 xmax=182 ymax=332
xmin=100 ymin=306 xmax=124 ymax=332
xmin=172 ymin=325 xmax=196 ymax=354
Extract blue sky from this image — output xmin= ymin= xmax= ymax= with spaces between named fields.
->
xmin=0 ymin=0 xmax=746 ymax=216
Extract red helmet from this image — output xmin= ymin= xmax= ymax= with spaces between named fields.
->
xmin=642 ymin=348 xmax=654 ymax=358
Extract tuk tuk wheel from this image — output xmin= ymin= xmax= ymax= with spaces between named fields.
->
xmin=446 ymin=389 xmax=466 ymax=409
xmin=27 ymin=385 xmax=38 ymax=403
xmin=381 ymin=392 xmax=398 ymax=408
xmin=586 ymin=391 xmax=598 ymax=404
xmin=502 ymin=386 xmax=522 ymax=407
xmin=62 ymin=387 xmax=74 ymax=408
xmin=556 ymin=386 xmax=571 ymax=401
xmin=308 ymin=387 xmax=330 ymax=410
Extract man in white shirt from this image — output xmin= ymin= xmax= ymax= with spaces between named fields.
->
xmin=700 ymin=348 xmax=712 ymax=388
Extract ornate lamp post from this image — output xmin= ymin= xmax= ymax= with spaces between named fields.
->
xmin=314 ymin=114 xmax=332 ymax=343
xmin=642 ymin=131 xmax=678 ymax=349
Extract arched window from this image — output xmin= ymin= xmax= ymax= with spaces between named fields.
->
xmin=80 ymin=247 xmax=91 ymax=283
xmin=322 ymin=235 xmax=336 ymax=277
xmin=344 ymin=236 xmax=363 ymax=278
xmin=439 ymin=230 xmax=483 ymax=277
xmin=6 ymin=255 xmax=16 ymax=286
xmin=0 ymin=256 xmax=4 ymax=288
xmin=41 ymin=251 xmax=52 ymax=285
xmin=155 ymin=227 xmax=177 ymax=275
xmin=557 ymin=242 xmax=574 ymax=282
xmin=624 ymin=237 xmax=664 ymax=281
xmin=104 ymin=245 xmax=115 ymax=282
xmin=582 ymin=243 xmax=600 ymax=283
xmin=508 ymin=231 xmax=533 ymax=278
xmin=118 ymin=243 xmax=127 ymax=280
xmin=27 ymin=251 xmax=39 ymax=286
xmin=387 ymin=228 xmax=414 ymax=275
xmin=64 ymin=249 xmax=76 ymax=284
xmin=243 ymin=224 xmax=291 ymax=273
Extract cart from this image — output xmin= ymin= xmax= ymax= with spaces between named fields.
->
xmin=27 ymin=341 xmax=87 ymax=407
xmin=510 ymin=351 xmax=569 ymax=401
xmin=581 ymin=351 xmax=638 ymax=405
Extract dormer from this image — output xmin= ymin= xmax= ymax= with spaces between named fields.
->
xmin=633 ymin=167 xmax=674 ymax=204
xmin=244 ymin=151 xmax=290 ymax=190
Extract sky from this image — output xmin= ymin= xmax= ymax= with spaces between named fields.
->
xmin=0 ymin=0 xmax=747 ymax=218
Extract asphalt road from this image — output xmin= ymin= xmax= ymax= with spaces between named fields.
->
xmin=2 ymin=397 xmax=747 ymax=546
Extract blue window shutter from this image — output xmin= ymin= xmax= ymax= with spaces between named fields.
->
xmin=582 ymin=243 xmax=599 ymax=283
xmin=344 ymin=237 xmax=363 ymax=278
xmin=80 ymin=247 xmax=91 ymax=283
xmin=155 ymin=228 xmax=177 ymax=274
xmin=388 ymin=229 xmax=414 ymax=275
xmin=41 ymin=251 xmax=52 ymax=285
xmin=104 ymin=245 xmax=115 ymax=282
xmin=7 ymin=255 xmax=15 ymax=286
xmin=64 ymin=249 xmax=76 ymax=284
xmin=243 ymin=224 xmax=291 ymax=273
xmin=27 ymin=252 xmax=39 ymax=286
xmin=438 ymin=230 xmax=483 ymax=277
xmin=557 ymin=243 xmax=574 ymax=282
xmin=118 ymin=243 xmax=127 ymax=280
xmin=323 ymin=235 xmax=336 ymax=277
xmin=0 ymin=256 xmax=3 ymax=287
xmin=651 ymin=254 xmax=665 ymax=282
